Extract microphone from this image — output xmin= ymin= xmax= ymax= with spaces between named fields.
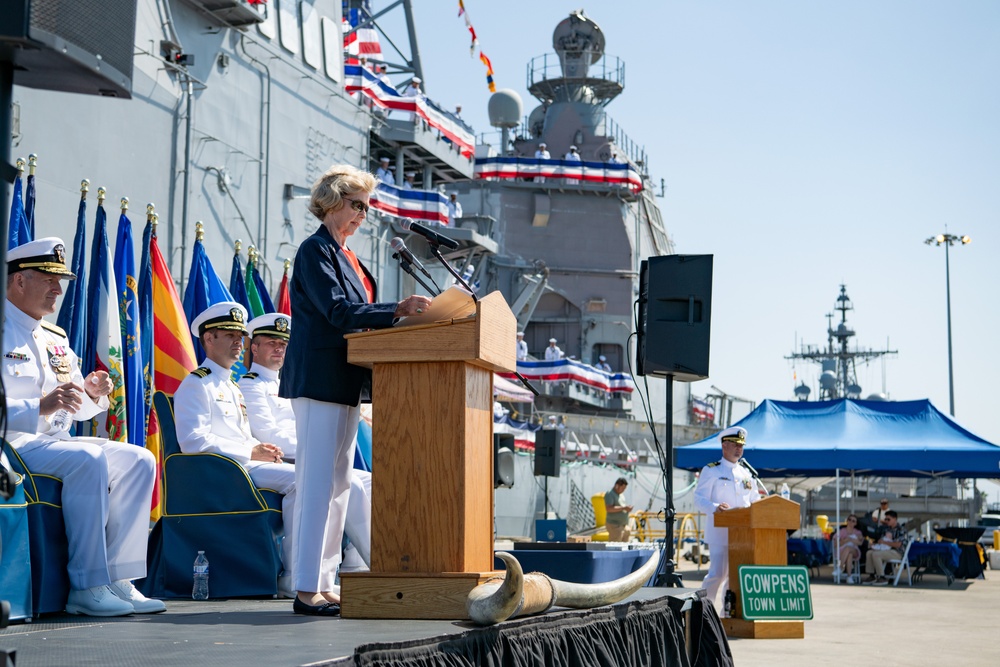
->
xmin=740 ymin=459 xmax=769 ymax=496
xmin=400 ymin=218 xmax=459 ymax=249
xmin=390 ymin=237 xmax=433 ymax=281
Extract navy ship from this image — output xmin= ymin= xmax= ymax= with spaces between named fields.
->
xmin=7 ymin=2 xmax=716 ymax=539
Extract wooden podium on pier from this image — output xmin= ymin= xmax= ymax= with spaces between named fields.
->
xmin=714 ymin=495 xmax=803 ymax=639
xmin=339 ymin=291 xmax=516 ymax=619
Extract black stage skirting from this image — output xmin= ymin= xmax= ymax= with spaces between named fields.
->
xmin=323 ymin=592 xmax=732 ymax=667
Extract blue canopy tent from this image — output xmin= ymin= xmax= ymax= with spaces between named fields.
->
xmin=676 ymin=398 xmax=1000 ymax=479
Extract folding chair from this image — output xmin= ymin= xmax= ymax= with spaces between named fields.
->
xmin=887 ymin=540 xmax=913 ymax=587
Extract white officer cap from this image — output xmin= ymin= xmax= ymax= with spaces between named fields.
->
xmin=7 ymin=237 xmax=76 ymax=279
xmin=569 ymin=145 xmax=578 ymax=150
xmin=719 ymin=426 xmax=747 ymax=446
xmin=411 ymin=76 xmax=421 ymax=84
xmin=404 ymin=171 xmax=416 ymax=177
xmin=248 ymin=313 xmax=291 ymax=340
xmin=548 ymin=338 xmax=557 ymax=343
xmin=599 ymin=355 xmax=606 ymax=361
xmin=516 ymin=331 xmax=524 ymax=337
xmin=190 ymin=301 xmax=249 ymax=338
xmin=379 ymin=156 xmax=390 ymax=163
xmin=539 ymin=142 xmax=547 ymax=148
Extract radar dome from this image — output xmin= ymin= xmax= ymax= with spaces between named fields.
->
xmin=488 ymin=89 xmax=523 ymax=128
xmin=847 ymin=383 xmax=863 ymax=397
xmin=819 ymin=371 xmax=837 ymax=390
xmin=866 ymin=393 xmax=888 ymax=401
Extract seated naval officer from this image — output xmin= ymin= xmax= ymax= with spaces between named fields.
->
xmin=173 ymin=302 xmax=298 ymax=587
xmin=238 ymin=313 xmax=371 ymax=570
xmin=3 ymin=237 xmax=164 ymax=616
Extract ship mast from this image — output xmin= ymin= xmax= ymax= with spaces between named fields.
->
xmin=786 ymin=285 xmax=897 ymax=400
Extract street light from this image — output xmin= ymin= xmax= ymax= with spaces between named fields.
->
xmin=924 ymin=233 xmax=971 ymax=416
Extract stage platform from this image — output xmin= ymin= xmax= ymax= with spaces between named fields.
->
xmin=0 ymin=587 xmax=729 ymax=667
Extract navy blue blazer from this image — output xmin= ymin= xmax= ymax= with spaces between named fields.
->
xmin=279 ymin=225 xmax=397 ymax=406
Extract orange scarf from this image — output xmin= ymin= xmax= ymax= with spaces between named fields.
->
xmin=341 ymin=247 xmax=374 ymax=303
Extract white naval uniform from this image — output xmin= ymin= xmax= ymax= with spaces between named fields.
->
xmin=693 ymin=457 xmax=761 ymax=612
xmin=447 ymin=199 xmax=463 ymax=225
xmin=239 ymin=364 xmax=372 ymax=566
xmin=516 ymin=339 xmax=528 ymax=361
xmin=2 ymin=301 xmax=155 ymax=590
xmin=173 ymin=357 xmax=297 ymax=575
xmin=375 ymin=167 xmax=395 ymax=186
xmin=544 ymin=345 xmax=563 ymax=361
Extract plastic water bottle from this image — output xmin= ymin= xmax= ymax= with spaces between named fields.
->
xmin=50 ymin=409 xmax=72 ymax=431
xmin=780 ymin=483 xmax=790 ymax=500
xmin=192 ymin=551 xmax=209 ymax=600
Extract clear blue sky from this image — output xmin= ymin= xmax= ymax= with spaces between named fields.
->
xmin=386 ymin=1 xmax=1000 ymax=500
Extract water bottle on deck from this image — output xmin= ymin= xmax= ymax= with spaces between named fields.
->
xmin=780 ymin=483 xmax=790 ymax=501
xmin=192 ymin=551 xmax=209 ymax=600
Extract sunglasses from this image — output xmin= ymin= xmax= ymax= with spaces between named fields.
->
xmin=343 ymin=198 xmax=370 ymax=215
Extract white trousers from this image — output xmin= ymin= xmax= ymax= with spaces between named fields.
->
xmin=702 ymin=541 xmax=730 ymax=613
xmin=246 ymin=460 xmax=297 ymax=576
xmin=291 ymin=398 xmax=359 ymax=593
xmin=10 ymin=435 xmax=155 ymax=590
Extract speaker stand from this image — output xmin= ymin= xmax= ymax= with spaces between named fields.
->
xmin=654 ymin=373 xmax=683 ymax=587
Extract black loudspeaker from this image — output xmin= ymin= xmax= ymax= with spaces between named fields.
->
xmin=0 ymin=0 xmax=137 ymax=98
xmin=636 ymin=255 xmax=713 ymax=382
xmin=493 ymin=433 xmax=515 ymax=489
xmin=533 ymin=429 xmax=561 ymax=478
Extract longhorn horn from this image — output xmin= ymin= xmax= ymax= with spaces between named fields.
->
xmin=467 ymin=549 xmax=661 ymax=626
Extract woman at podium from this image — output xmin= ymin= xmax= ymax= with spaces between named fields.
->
xmin=280 ymin=164 xmax=431 ymax=616
xmin=693 ymin=426 xmax=764 ymax=614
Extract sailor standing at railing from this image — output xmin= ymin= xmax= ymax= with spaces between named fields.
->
xmin=544 ymin=338 xmax=563 ymax=361
xmin=515 ymin=331 xmax=528 ymax=361
xmin=693 ymin=426 xmax=763 ymax=615
xmin=533 ymin=143 xmax=550 ymax=183
xmin=375 ymin=157 xmax=395 ymax=186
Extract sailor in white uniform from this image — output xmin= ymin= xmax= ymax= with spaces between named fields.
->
xmin=238 ymin=313 xmax=371 ymax=569
xmin=173 ymin=303 xmax=298 ymax=584
xmin=375 ymin=157 xmax=395 ymax=186
xmin=515 ymin=331 xmax=528 ymax=361
xmin=3 ymin=237 xmax=163 ymax=616
xmin=693 ymin=426 xmax=766 ymax=614
xmin=533 ymin=142 xmax=550 ymax=182
xmin=544 ymin=338 xmax=563 ymax=361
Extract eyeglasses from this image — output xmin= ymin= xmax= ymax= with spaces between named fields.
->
xmin=343 ymin=198 xmax=370 ymax=215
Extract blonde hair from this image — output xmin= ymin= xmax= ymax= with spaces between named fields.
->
xmin=308 ymin=164 xmax=378 ymax=220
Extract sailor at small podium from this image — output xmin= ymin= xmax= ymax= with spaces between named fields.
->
xmin=693 ymin=426 xmax=767 ymax=614
xmin=279 ymin=164 xmax=430 ymax=616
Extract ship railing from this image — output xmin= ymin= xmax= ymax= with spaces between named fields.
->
xmin=526 ymin=52 xmax=625 ymax=103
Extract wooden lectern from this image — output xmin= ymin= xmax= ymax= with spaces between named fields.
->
xmin=713 ymin=495 xmax=803 ymax=639
xmin=339 ymin=291 xmax=516 ymax=619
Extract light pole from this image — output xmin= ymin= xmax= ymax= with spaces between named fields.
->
xmin=924 ymin=233 xmax=971 ymax=416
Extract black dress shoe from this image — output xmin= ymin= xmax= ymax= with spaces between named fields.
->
xmin=293 ymin=597 xmax=341 ymax=617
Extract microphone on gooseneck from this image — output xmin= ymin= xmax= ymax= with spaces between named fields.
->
xmin=400 ymin=218 xmax=460 ymax=250
xmin=390 ymin=237 xmax=433 ymax=281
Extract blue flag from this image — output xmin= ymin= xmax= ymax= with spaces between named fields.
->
xmin=183 ymin=238 xmax=234 ymax=363
xmin=229 ymin=252 xmax=251 ymax=313
xmin=114 ymin=210 xmax=145 ymax=447
xmin=8 ymin=174 xmax=30 ymax=249
xmin=137 ymin=218 xmax=155 ymax=440
xmin=252 ymin=261 xmax=276 ymax=314
xmin=25 ymin=171 xmax=36 ymax=240
xmin=83 ymin=204 xmax=109 ymax=380
xmin=57 ymin=196 xmax=88 ymax=358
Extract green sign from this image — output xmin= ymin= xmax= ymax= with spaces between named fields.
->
xmin=737 ymin=565 xmax=813 ymax=621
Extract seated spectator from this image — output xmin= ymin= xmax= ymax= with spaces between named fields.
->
xmin=173 ymin=302 xmax=298 ymax=591
xmin=833 ymin=514 xmax=864 ymax=583
xmin=3 ymin=238 xmax=164 ymax=616
xmin=863 ymin=510 xmax=907 ymax=586
xmin=871 ymin=497 xmax=890 ymax=524
xmin=238 ymin=313 xmax=371 ymax=573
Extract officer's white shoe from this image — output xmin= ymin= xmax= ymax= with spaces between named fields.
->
xmin=340 ymin=543 xmax=370 ymax=574
xmin=277 ymin=574 xmax=296 ymax=599
xmin=66 ymin=585 xmax=135 ymax=616
xmin=110 ymin=579 xmax=167 ymax=614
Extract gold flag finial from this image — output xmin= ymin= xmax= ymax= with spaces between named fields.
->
xmin=146 ymin=203 xmax=155 ymax=220
xmin=97 ymin=187 xmax=107 ymax=204
xmin=15 ymin=158 xmax=25 ymax=174
xmin=247 ymin=245 xmax=256 ymax=264
xmin=27 ymin=154 xmax=37 ymax=176
xmin=151 ymin=212 xmax=159 ymax=230
xmin=120 ymin=197 xmax=129 ymax=212
xmin=80 ymin=179 xmax=90 ymax=199
xmin=195 ymin=221 xmax=205 ymax=241
xmin=234 ymin=239 xmax=242 ymax=255
xmin=283 ymin=258 xmax=291 ymax=274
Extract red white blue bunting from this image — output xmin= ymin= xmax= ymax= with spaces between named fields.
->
xmin=474 ymin=156 xmax=644 ymax=192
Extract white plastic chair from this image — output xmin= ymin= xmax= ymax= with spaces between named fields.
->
xmin=887 ymin=540 xmax=913 ymax=587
